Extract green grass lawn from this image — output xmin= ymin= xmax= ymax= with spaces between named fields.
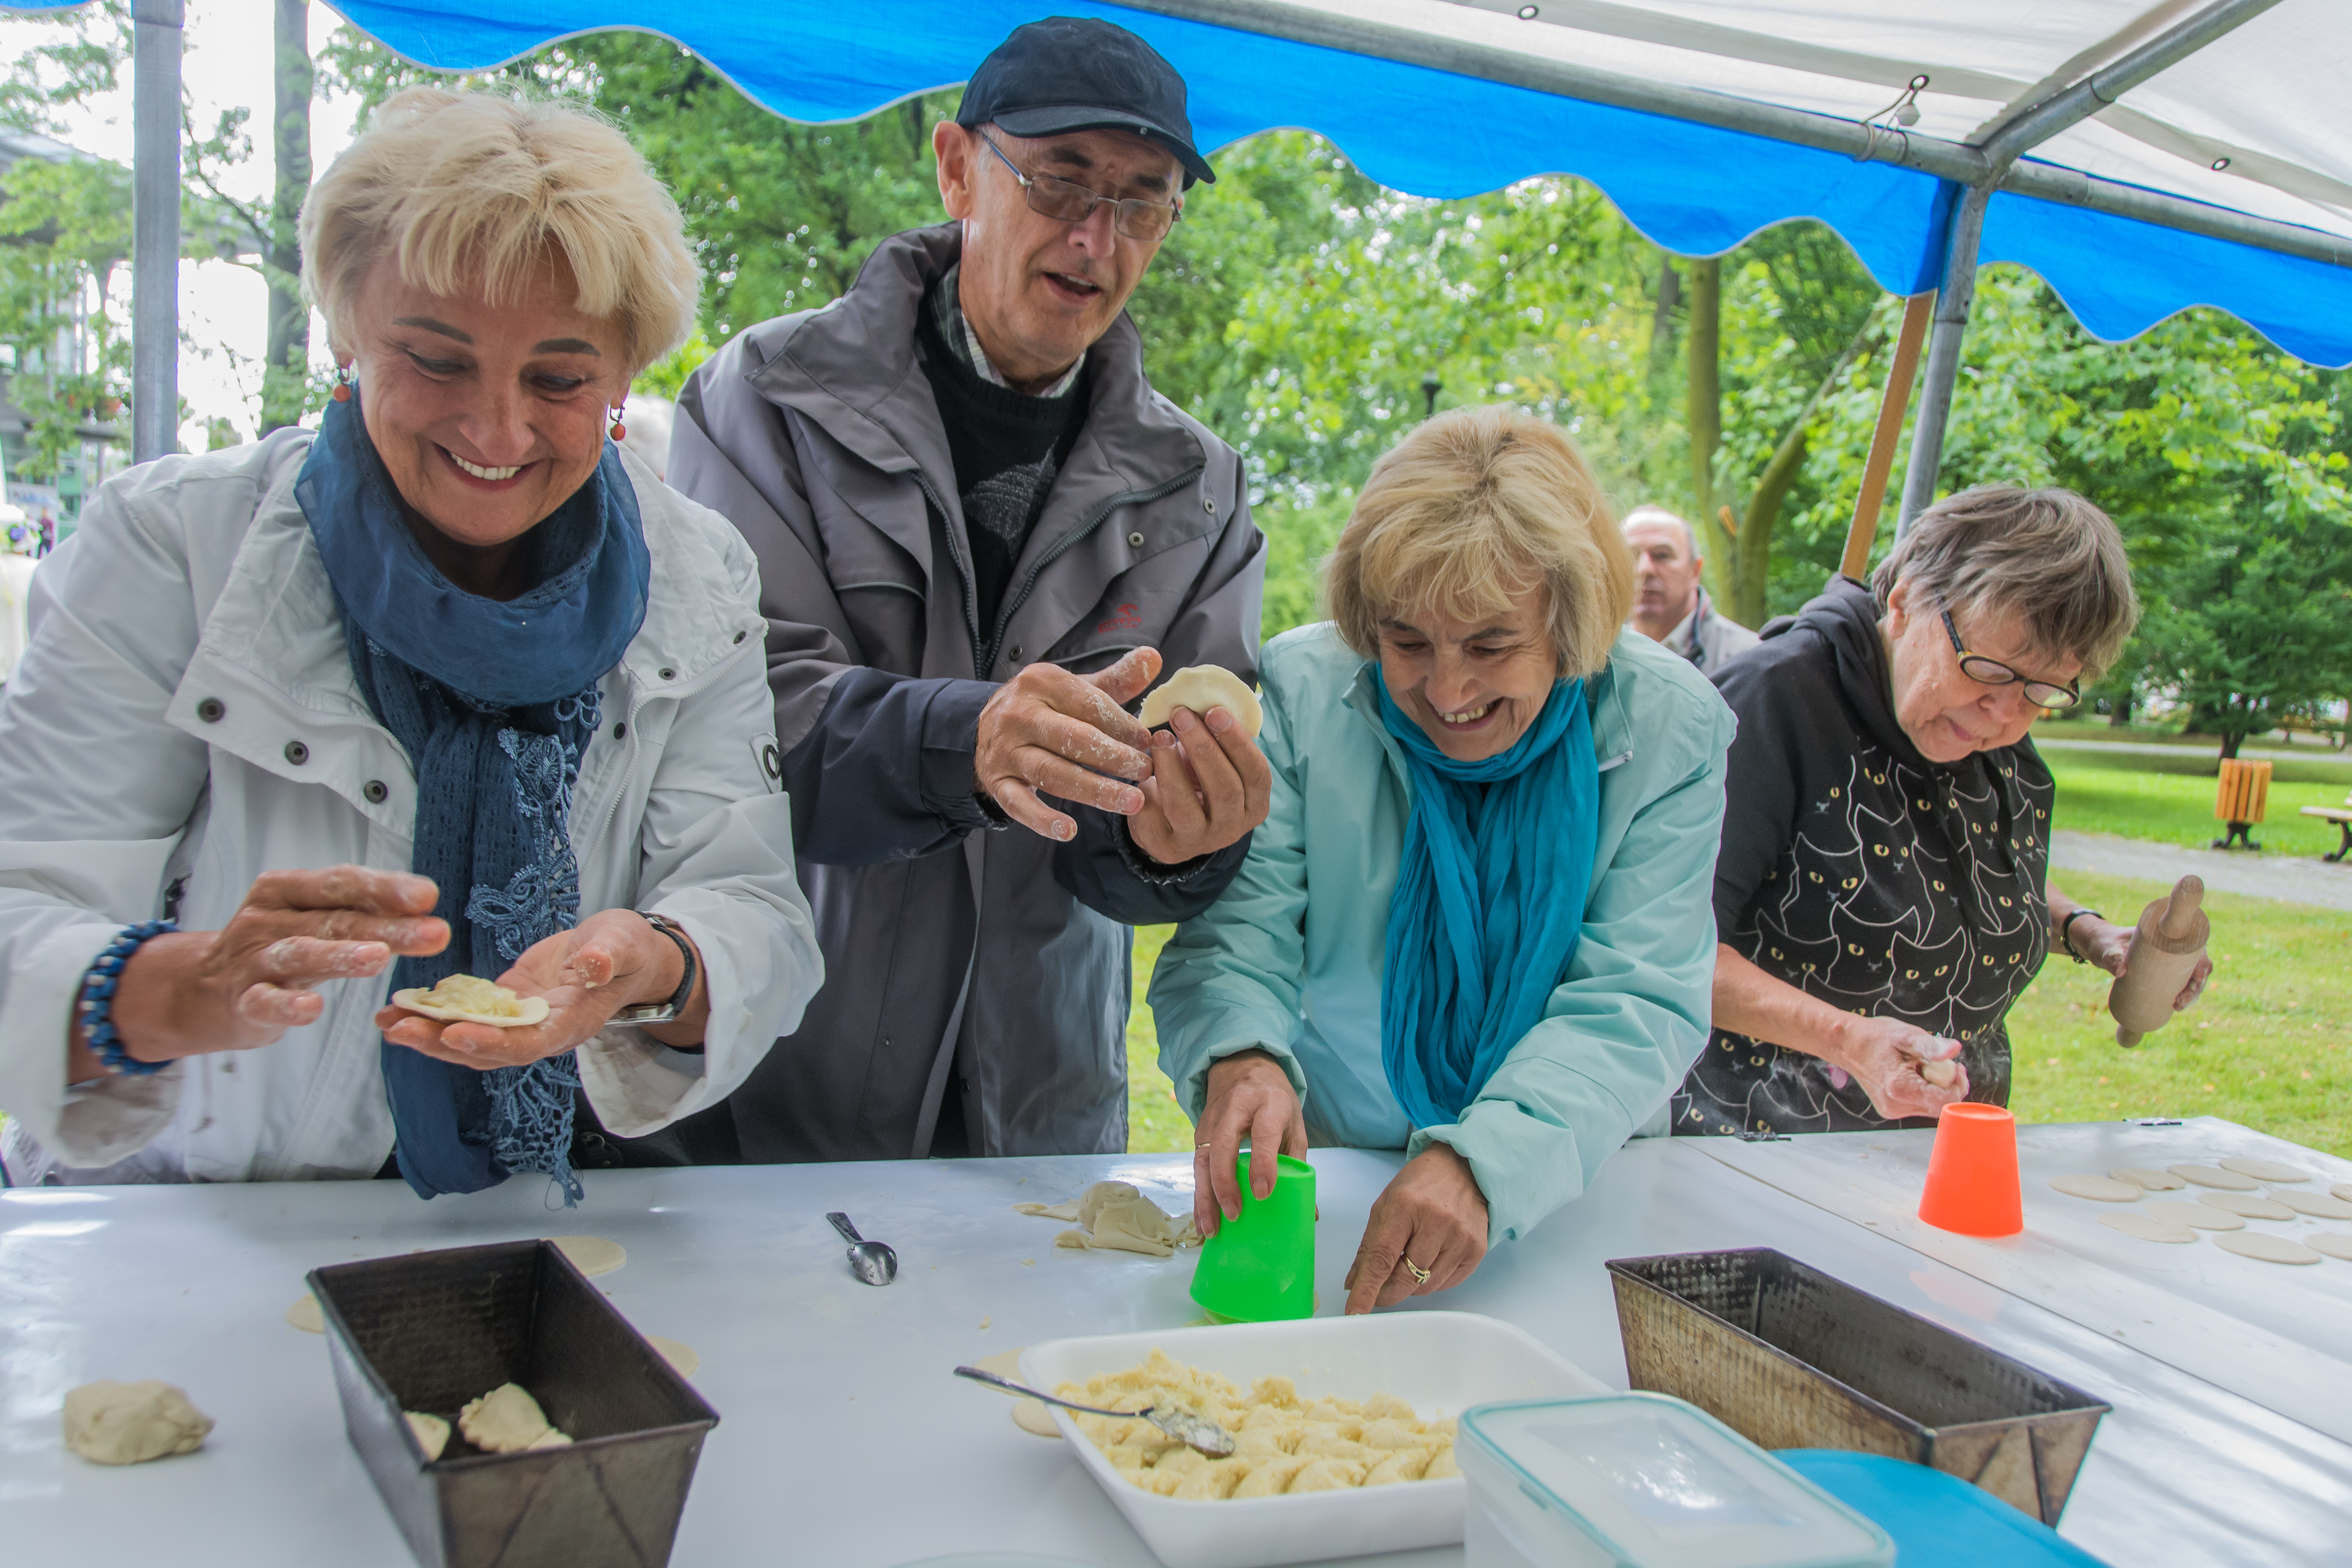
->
xmin=1126 ymin=870 xmax=2352 ymax=1159
xmin=2044 ymin=744 xmax=2352 ymax=858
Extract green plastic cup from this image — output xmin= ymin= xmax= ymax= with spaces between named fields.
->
xmin=1189 ymin=1151 xmax=1316 ymax=1322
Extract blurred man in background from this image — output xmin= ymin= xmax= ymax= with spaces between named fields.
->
xmin=1623 ymin=505 xmax=1757 ymax=674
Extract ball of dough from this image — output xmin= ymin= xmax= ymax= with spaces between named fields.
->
xmin=459 ymin=1383 xmax=564 ymax=1454
xmin=1139 ymin=666 xmax=1262 ymax=737
xmin=405 ymin=1411 xmax=451 ymax=1461
xmin=63 ymin=1380 xmax=213 ymax=1465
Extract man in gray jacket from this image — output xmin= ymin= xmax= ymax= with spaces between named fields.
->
xmin=668 ymin=18 xmax=1270 ymax=1162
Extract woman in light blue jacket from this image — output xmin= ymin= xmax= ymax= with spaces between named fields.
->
xmin=1149 ymin=406 xmax=1733 ymax=1312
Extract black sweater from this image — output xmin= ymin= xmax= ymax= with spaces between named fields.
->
xmin=1670 ymin=577 xmax=2054 ymax=1135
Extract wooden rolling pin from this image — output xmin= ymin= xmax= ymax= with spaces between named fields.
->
xmin=2109 ymin=876 xmax=2209 ymax=1048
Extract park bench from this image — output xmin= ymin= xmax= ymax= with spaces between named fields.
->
xmin=2299 ymin=793 xmax=2352 ymax=863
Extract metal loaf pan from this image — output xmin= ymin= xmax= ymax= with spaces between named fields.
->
xmin=309 ymin=1240 xmax=719 ymax=1568
xmin=1606 ymin=1247 xmax=2107 ymax=1526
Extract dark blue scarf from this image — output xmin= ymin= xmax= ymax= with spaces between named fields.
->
xmin=1375 ymin=669 xmax=1601 ymax=1127
xmin=296 ymin=396 xmax=650 ymax=1201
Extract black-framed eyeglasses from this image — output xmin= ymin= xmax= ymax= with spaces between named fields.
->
xmin=978 ymin=133 xmax=1182 ymax=242
xmin=1942 ymin=610 xmax=2080 ymax=710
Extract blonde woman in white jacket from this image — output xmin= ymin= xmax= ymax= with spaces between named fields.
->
xmin=0 ymin=89 xmax=820 ymax=1194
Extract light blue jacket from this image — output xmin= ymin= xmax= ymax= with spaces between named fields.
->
xmin=1148 ymin=622 xmax=1734 ymax=1243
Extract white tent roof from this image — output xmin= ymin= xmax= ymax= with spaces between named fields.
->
xmin=1398 ymin=0 xmax=2348 ymax=241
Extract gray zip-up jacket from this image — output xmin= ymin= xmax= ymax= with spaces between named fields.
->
xmin=670 ymin=225 xmax=1265 ymax=1161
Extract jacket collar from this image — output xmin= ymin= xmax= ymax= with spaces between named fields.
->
xmin=740 ymin=223 xmax=1207 ymax=514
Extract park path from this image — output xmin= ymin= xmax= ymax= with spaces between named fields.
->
xmin=2052 ymin=829 xmax=2352 ymax=911
xmin=2037 ymin=736 xmax=2349 ymax=767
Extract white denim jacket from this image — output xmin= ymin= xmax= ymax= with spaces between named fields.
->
xmin=0 ymin=428 xmax=822 ymax=1183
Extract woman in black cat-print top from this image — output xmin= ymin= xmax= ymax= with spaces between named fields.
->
xmin=1672 ymin=487 xmax=2206 ymax=1137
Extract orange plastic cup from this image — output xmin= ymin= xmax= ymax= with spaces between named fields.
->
xmin=1916 ymin=1103 xmax=2023 ymax=1237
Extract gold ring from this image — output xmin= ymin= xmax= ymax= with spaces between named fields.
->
xmin=1403 ymin=1256 xmax=1432 ymax=1285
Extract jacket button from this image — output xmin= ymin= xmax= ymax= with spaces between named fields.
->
xmin=1203 ymin=499 xmax=1215 ymax=514
xmin=658 ymin=667 xmax=676 ymax=681
xmin=613 ymin=723 xmax=628 ymax=740
xmin=1127 ymin=531 xmax=1145 ymax=547
xmin=1009 ymin=646 xmax=1024 ymax=664
xmin=363 ymin=780 xmax=388 ymax=804
xmin=283 ymin=740 xmax=309 ymax=766
xmin=733 ymin=630 xmax=747 ymax=644
xmin=196 ymin=698 xmax=225 ymax=723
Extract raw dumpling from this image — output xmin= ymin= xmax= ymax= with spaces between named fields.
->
xmin=1139 ymin=666 xmax=1263 ymax=737
xmin=458 ymin=1383 xmax=568 ymax=1454
xmin=390 ymin=975 xmax=549 ymax=1027
xmin=62 ymin=1380 xmax=212 ymax=1465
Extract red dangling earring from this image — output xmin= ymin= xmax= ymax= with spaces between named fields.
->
xmin=609 ymin=403 xmax=626 ymax=442
xmin=332 ymin=364 xmax=353 ymax=403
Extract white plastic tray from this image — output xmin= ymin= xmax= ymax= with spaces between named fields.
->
xmin=1020 ymin=1311 xmax=1606 ymax=1568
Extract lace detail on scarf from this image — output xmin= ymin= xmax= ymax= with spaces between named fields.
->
xmin=464 ymin=690 xmax=600 ymax=1204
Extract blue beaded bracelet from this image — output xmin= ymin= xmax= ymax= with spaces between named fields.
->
xmin=77 ymin=919 xmax=178 ymax=1077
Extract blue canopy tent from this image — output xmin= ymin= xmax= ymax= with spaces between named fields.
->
xmin=11 ymin=0 xmax=2350 ymax=541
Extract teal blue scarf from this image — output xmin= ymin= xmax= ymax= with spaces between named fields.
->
xmin=1375 ymin=669 xmax=1601 ymax=1127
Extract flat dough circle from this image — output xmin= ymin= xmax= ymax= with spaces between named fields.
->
xmin=2112 ymin=1167 xmax=2186 ymax=1191
xmin=2220 ymin=1157 xmax=2309 ymax=1183
xmin=2098 ymin=1211 xmax=2197 ymax=1243
xmin=646 ymin=1336 xmax=698 ymax=1378
xmin=552 ymin=1236 xmax=626 ymax=1276
xmin=389 ymin=987 xmax=549 ymax=1028
xmin=1138 ymin=666 xmax=1263 ymax=737
xmin=286 ymin=1294 xmax=325 ymax=1333
xmin=1011 ymin=1399 xmax=1062 ymax=1438
xmin=2334 ymin=1184 xmax=2352 ymax=1205
xmin=2305 ymin=1232 xmax=2352 ymax=1261
xmin=2170 ymin=1163 xmax=2259 ymax=1191
xmin=2274 ymin=1191 xmax=2352 ymax=1221
xmin=2050 ymin=1174 xmax=2142 ymax=1203
xmin=2214 ymin=1231 xmax=2323 ymax=1265
xmin=2198 ymin=1191 xmax=2295 ymax=1220
xmin=973 ymin=1348 xmax=1025 ymax=1379
xmin=2146 ymin=1201 xmax=2241 ymax=1231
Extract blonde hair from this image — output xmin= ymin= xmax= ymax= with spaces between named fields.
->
xmin=1325 ymin=405 xmax=1633 ymax=678
xmin=301 ymin=88 xmax=700 ymax=374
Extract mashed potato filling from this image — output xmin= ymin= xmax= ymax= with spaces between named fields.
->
xmin=1063 ymin=1350 xmax=1457 ymax=1501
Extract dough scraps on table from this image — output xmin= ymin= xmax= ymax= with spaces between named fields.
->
xmin=2144 ymin=1201 xmax=2241 ymax=1231
xmin=286 ymin=1294 xmax=325 ymax=1333
xmin=2218 ymin=1157 xmax=2310 ymax=1183
xmin=2169 ymin=1164 xmax=2260 ymax=1191
xmin=1061 ymin=1349 xmax=1458 ymax=1500
xmin=552 ymin=1235 xmax=626 ymax=1276
xmin=62 ymin=1380 xmax=214 ymax=1465
xmin=2098 ymin=1211 xmax=2197 ymax=1243
xmin=2112 ymin=1167 xmax=2187 ymax=1191
xmin=2049 ymin=1174 xmax=2142 ymax=1203
xmin=1015 ymin=1181 xmax=1201 ymax=1258
xmin=2213 ymin=1232 xmax=2323 ymax=1265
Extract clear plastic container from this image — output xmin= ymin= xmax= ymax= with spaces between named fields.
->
xmin=1458 ymin=1393 xmax=1894 ymax=1568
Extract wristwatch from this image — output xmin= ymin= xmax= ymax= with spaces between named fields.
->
xmin=612 ymin=913 xmax=697 ymax=1025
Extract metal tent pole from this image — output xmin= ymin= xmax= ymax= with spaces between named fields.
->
xmin=1895 ymin=0 xmax=2287 ymax=530
xmin=131 ymin=0 xmax=183 ymax=465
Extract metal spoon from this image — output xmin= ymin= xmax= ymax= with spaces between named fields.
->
xmin=953 ymin=1365 xmax=1235 ymax=1457
xmin=826 ymin=1211 xmax=897 ymax=1286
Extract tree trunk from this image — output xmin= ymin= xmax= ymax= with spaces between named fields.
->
xmin=2218 ymin=729 xmax=2242 ymax=760
xmin=1729 ymin=426 xmax=1804 ymax=628
xmin=259 ymin=0 xmax=312 ymax=435
xmin=1685 ymin=257 xmax=1724 ymax=585
xmin=2109 ymin=687 xmax=2133 ymax=728
xmin=1646 ymin=258 xmax=1680 ymax=382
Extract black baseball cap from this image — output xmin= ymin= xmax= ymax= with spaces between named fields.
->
xmin=957 ymin=17 xmax=1215 ymax=187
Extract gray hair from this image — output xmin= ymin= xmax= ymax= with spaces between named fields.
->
xmin=1621 ymin=504 xmax=1699 ymax=561
xmin=1871 ymin=485 xmax=2138 ymax=682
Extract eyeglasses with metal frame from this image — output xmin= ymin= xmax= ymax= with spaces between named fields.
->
xmin=978 ymin=132 xmax=1183 ymax=242
xmin=1940 ymin=609 xmax=2080 ymax=710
